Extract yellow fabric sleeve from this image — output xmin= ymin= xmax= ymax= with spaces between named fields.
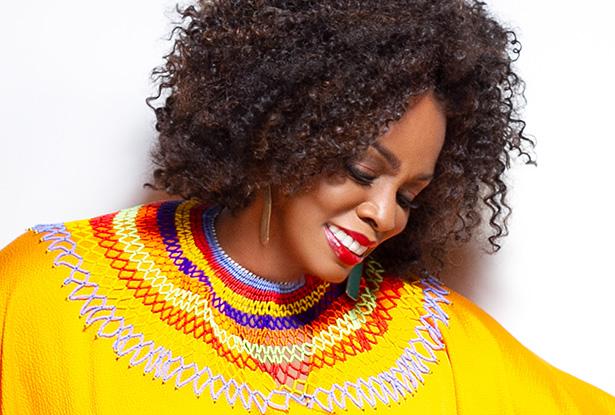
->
xmin=443 ymin=291 xmax=615 ymax=414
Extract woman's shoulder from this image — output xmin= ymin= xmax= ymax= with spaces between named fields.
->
xmin=411 ymin=271 xmax=615 ymax=412
xmin=0 ymin=200 xmax=180 ymax=289
xmin=0 ymin=229 xmax=52 ymax=297
xmin=388 ymin=269 xmax=553 ymax=357
xmin=0 ymin=200 xmax=185 ymax=355
xmin=394 ymin=270 xmax=598 ymax=380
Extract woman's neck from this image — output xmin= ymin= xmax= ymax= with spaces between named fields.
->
xmin=214 ymin=192 xmax=305 ymax=284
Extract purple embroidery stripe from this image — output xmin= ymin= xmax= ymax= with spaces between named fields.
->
xmin=153 ymin=201 xmax=344 ymax=330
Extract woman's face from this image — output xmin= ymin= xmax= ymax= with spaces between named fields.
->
xmin=274 ymin=92 xmax=446 ymax=283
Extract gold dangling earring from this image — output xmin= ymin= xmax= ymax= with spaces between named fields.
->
xmin=259 ymin=184 xmax=272 ymax=246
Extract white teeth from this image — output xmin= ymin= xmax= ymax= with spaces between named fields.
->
xmin=327 ymin=224 xmax=369 ymax=256
xmin=341 ymin=234 xmax=353 ymax=246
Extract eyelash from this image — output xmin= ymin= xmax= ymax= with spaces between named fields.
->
xmin=345 ymin=165 xmax=420 ymax=210
xmin=346 ymin=164 xmax=375 ymax=185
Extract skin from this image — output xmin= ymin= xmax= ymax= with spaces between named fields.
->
xmin=215 ymin=91 xmax=446 ymax=284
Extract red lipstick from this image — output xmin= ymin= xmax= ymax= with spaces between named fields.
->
xmin=334 ymin=225 xmax=376 ymax=247
xmin=324 ymin=225 xmax=363 ymax=266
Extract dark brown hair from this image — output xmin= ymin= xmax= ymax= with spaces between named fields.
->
xmin=148 ymin=0 xmax=534 ymax=272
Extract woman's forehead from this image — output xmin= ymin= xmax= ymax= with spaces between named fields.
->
xmin=370 ymin=92 xmax=446 ymax=171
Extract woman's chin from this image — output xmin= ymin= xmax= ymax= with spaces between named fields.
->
xmin=310 ymin=259 xmax=360 ymax=285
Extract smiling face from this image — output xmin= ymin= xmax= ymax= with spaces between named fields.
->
xmin=274 ymin=92 xmax=446 ymax=283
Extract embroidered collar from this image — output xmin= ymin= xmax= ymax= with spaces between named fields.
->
xmin=33 ymin=200 xmax=451 ymax=413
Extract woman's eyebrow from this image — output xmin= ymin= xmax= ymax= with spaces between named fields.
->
xmin=373 ymin=142 xmax=401 ymax=171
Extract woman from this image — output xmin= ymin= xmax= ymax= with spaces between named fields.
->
xmin=1 ymin=0 xmax=613 ymax=413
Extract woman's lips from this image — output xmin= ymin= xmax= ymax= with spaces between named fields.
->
xmin=324 ymin=224 xmax=366 ymax=266
xmin=334 ymin=225 xmax=376 ymax=247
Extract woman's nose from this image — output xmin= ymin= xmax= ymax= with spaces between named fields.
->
xmin=356 ymin=190 xmax=398 ymax=234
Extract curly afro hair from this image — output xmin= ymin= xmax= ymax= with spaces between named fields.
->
xmin=148 ymin=0 xmax=534 ymax=273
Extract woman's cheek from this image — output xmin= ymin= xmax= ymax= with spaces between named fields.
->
xmin=385 ymin=210 xmax=410 ymax=240
xmin=313 ymin=178 xmax=367 ymax=212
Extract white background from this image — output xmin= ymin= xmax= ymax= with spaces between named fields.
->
xmin=1 ymin=0 xmax=613 ymax=395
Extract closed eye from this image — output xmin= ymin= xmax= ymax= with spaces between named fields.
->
xmin=346 ymin=164 xmax=376 ymax=186
xmin=347 ymin=164 xmax=420 ymax=210
xmin=396 ymin=193 xmax=420 ymax=210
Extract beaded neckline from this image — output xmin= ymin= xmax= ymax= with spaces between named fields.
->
xmin=202 ymin=206 xmax=307 ymax=293
xmin=32 ymin=200 xmax=452 ymax=414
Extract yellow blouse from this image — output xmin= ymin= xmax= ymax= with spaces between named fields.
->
xmin=0 ymin=200 xmax=613 ymax=414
